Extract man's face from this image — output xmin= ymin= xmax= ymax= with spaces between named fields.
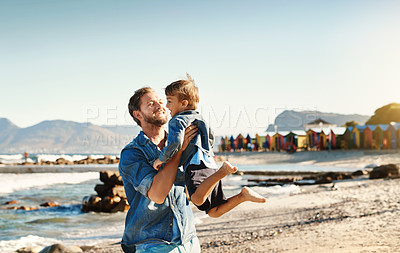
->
xmin=138 ymin=92 xmax=167 ymax=126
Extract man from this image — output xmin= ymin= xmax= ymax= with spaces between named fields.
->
xmin=119 ymin=87 xmax=200 ymax=252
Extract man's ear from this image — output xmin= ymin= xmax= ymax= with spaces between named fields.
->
xmin=181 ymin=100 xmax=189 ymax=108
xmin=132 ymin=110 xmax=142 ymax=121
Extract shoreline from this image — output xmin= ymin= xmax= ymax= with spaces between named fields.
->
xmin=0 ymin=164 xmax=118 ymax=173
xmin=216 ymin=149 xmax=400 ymax=168
xmin=2 ymin=150 xmax=400 ymax=174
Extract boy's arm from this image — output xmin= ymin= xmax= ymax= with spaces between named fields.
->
xmin=148 ymin=125 xmax=197 ymax=204
xmin=158 ymin=118 xmax=188 ymax=163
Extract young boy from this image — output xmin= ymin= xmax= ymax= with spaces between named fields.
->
xmin=153 ymin=74 xmax=266 ymax=217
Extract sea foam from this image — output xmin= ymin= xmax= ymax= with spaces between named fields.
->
xmin=0 ymin=172 xmax=99 ymax=195
xmin=0 ymin=235 xmax=59 ymax=253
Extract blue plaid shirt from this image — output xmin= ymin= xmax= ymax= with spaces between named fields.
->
xmin=118 ymin=131 xmax=197 ymax=250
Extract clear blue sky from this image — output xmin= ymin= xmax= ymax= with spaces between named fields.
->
xmin=1 ymin=0 xmax=399 ymax=135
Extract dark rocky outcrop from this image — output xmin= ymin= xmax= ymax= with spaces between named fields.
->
xmin=315 ymin=172 xmax=353 ymax=184
xmin=248 ymin=171 xmax=356 ymax=186
xmin=81 ymin=170 xmax=129 ymax=213
xmin=4 ymin=200 xmax=19 ymax=205
xmin=36 ymin=155 xmax=120 ymax=166
xmin=40 ymin=202 xmax=60 ymax=207
xmin=370 ymin=164 xmax=400 ymax=179
xmin=248 ymin=177 xmax=301 ymax=187
xmin=352 ymin=170 xmax=369 ymax=176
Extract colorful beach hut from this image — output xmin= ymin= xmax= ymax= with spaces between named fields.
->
xmin=390 ymin=123 xmax=400 ymax=149
xmin=229 ymin=135 xmax=235 ymax=151
xmin=373 ymin=125 xmax=389 ymax=149
xmin=284 ymin=130 xmax=307 ymax=151
xmin=292 ymin=130 xmax=307 ymax=150
xmin=245 ymin=134 xmax=252 ymax=151
xmin=350 ymin=125 xmax=366 ymax=149
xmin=363 ymin=125 xmax=376 ymax=149
xmin=253 ymin=133 xmax=265 ymax=151
xmin=272 ymin=132 xmax=288 ymax=151
xmin=284 ymin=132 xmax=297 ymax=151
xmin=306 ymin=128 xmax=321 ymax=150
xmin=263 ymin=132 xmax=273 ymax=150
xmin=396 ymin=123 xmax=400 ymax=149
xmin=330 ymin=127 xmax=346 ymax=149
xmin=219 ymin=137 xmax=226 ymax=152
xmin=388 ymin=123 xmax=399 ymax=149
xmin=235 ymin=134 xmax=245 ymax=151
xmin=343 ymin=127 xmax=354 ymax=149
xmin=224 ymin=137 xmax=230 ymax=152
xmin=319 ymin=129 xmax=332 ymax=150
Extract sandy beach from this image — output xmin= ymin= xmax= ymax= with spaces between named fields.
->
xmin=196 ymin=178 xmax=400 ymax=252
xmin=9 ymin=151 xmax=400 ymax=252
xmin=79 ymin=177 xmax=400 ymax=253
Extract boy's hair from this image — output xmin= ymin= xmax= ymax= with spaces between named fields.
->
xmin=165 ymin=73 xmax=199 ymax=109
xmin=128 ymin=87 xmax=154 ymax=126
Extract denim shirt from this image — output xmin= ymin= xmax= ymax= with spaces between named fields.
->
xmin=118 ymin=131 xmax=196 ymax=249
xmin=158 ymin=110 xmax=215 ymax=167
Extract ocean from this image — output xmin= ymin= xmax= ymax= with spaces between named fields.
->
xmin=0 ymin=154 xmax=356 ymax=253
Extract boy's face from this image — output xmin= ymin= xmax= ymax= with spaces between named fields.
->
xmin=166 ymin=95 xmax=186 ymax=117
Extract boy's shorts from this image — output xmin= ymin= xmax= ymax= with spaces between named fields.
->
xmin=185 ymin=161 xmax=228 ymax=213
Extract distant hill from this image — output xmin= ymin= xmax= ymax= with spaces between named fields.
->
xmin=366 ymin=103 xmax=400 ymax=125
xmin=266 ymin=110 xmax=370 ymax=132
xmin=0 ymin=118 xmax=20 ymax=145
xmin=0 ymin=118 xmax=140 ymax=154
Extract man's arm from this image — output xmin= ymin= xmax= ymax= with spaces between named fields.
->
xmin=148 ymin=125 xmax=197 ymax=204
xmin=148 ymin=149 xmax=183 ymax=204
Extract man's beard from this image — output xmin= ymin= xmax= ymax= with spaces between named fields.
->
xmin=143 ymin=112 xmax=167 ymax=127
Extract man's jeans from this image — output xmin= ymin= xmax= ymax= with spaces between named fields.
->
xmin=121 ymin=237 xmax=201 ymax=253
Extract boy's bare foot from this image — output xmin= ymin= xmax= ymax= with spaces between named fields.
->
xmin=218 ymin=161 xmax=238 ymax=176
xmin=240 ymin=187 xmax=267 ymax=203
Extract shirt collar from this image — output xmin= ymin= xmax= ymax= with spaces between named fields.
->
xmin=136 ymin=130 xmax=168 ymax=147
xmin=172 ymin=110 xmax=199 ymax=119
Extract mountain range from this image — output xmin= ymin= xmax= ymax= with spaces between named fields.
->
xmin=0 ymin=118 xmax=140 ymax=154
xmin=265 ymin=110 xmax=370 ymax=132
xmin=0 ymin=109 xmax=371 ymax=153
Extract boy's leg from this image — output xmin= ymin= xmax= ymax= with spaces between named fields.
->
xmin=207 ymin=187 xmax=267 ymax=218
xmin=190 ymin=161 xmax=237 ymax=206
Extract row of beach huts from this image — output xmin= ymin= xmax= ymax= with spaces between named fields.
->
xmin=219 ymin=120 xmax=400 ymax=152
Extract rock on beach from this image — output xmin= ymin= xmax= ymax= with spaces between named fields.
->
xmin=369 ymin=163 xmax=400 ymax=179
xmin=81 ymin=171 xmax=129 ymax=213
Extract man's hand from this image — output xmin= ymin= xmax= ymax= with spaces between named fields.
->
xmin=182 ymin=124 xmax=198 ymax=151
xmin=153 ymin=159 xmax=163 ymax=170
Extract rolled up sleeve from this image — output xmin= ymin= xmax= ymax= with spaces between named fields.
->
xmin=119 ymin=148 xmax=157 ymax=197
xmin=159 ymin=118 xmax=187 ymax=163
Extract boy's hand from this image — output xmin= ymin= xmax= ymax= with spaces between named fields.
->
xmin=153 ymin=159 xmax=163 ymax=170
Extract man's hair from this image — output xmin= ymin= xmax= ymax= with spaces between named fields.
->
xmin=128 ymin=87 xmax=154 ymax=126
xmin=165 ymin=73 xmax=199 ymax=109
